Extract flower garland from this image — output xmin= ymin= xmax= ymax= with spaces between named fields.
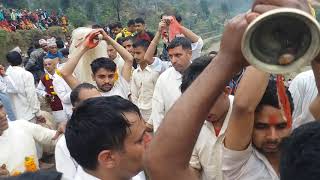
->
xmin=11 ymin=156 xmax=38 ymax=176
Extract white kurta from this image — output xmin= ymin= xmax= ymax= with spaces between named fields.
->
xmin=0 ymin=120 xmax=56 ymax=174
xmin=53 ymin=74 xmax=73 ymax=119
xmin=190 ymin=96 xmax=233 ymax=180
xmin=6 ymin=66 xmax=41 ymax=121
xmin=288 ymin=70 xmax=317 ymax=129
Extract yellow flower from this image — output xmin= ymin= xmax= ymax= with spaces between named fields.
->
xmin=12 ymin=171 xmax=22 ymax=176
xmin=114 ymin=71 xmax=119 ymax=82
xmin=24 ymin=156 xmax=37 ymax=172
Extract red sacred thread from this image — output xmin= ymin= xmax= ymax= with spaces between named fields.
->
xmin=276 ymin=75 xmax=292 ymax=128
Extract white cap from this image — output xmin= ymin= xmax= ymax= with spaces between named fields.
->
xmin=10 ymin=47 xmax=22 ymax=54
xmin=47 ymin=38 xmax=57 ymax=47
xmin=39 ymin=39 xmax=47 ymax=46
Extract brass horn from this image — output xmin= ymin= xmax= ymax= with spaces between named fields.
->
xmin=241 ymin=8 xmax=320 ymax=74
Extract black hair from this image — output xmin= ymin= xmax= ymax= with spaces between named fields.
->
xmin=160 ymin=13 xmax=182 ymax=23
xmin=70 ymin=83 xmax=97 ymax=106
xmin=133 ymin=39 xmax=150 ymax=51
xmin=6 ymin=51 xmax=22 ymax=66
xmin=34 ymin=40 xmax=41 ymax=49
xmin=280 ymin=121 xmax=320 ymax=180
xmin=256 ymin=79 xmax=294 ymax=114
xmin=127 ymin=19 xmax=135 ymax=27
xmin=90 ymin=58 xmax=116 ymax=75
xmin=167 ymin=37 xmax=192 ymax=51
xmin=110 ymin=22 xmax=122 ymax=29
xmin=92 ymin=24 xmax=102 ymax=29
xmin=65 ymin=96 xmax=141 ymax=170
xmin=60 ymin=48 xmax=69 ymax=57
xmin=135 ymin=17 xmax=145 ymax=25
xmin=56 ymin=40 xmax=64 ymax=49
xmin=180 ymin=56 xmax=213 ymax=93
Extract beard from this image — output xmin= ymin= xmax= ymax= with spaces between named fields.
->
xmin=97 ymin=83 xmax=113 ymax=92
xmin=254 ymin=140 xmax=281 ymax=154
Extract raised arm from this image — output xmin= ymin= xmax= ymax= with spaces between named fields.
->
xmin=224 ymin=67 xmax=269 ymax=151
xmin=179 ymin=25 xmax=200 ymax=43
xmin=144 ymin=13 xmax=252 ymax=180
xmin=144 ymin=21 xmax=166 ymax=65
xmin=310 ymin=60 xmax=320 ymax=119
xmin=59 ymin=45 xmax=88 ymax=89
xmin=99 ymin=29 xmax=133 ymax=82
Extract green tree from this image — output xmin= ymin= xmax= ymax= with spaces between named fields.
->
xmin=65 ymin=7 xmax=88 ymax=27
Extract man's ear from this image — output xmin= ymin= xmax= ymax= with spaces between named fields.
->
xmin=98 ymin=150 xmax=119 ymax=169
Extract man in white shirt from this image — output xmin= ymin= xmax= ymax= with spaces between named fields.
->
xmin=107 ymin=44 xmax=125 ymax=74
xmin=55 ymin=84 xmax=145 ymax=180
xmin=146 ymin=20 xmax=204 ymax=131
xmin=179 ymin=57 xmax=233 ymax=180
xmin=5 ymin=51 xmax=45 ymax=123
xmin=60 ymin=29 xmax=133 ymax=100
xmin=0 ymin=101 xmax=58 ymax=176
xmin=222 ymin=68 xmax=291 ymax=180
xmin=65 ymin=96 xmax=151 ymax=180
xmin=55 ymin=83 xmax=101 ymax=179
xmin=288 ymin=70 xmax=317 ymax=128
xmin=0 ymin=64 xmax=17 ymax=121
xmin=131 ymin=40 xmax=162 ymax=122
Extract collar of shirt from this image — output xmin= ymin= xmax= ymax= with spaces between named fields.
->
xmin=204 ymin=95 xmax=234 ymax=137
xmin=137 ymin=65 xmax=152 ymax=73
xmin=75 ymin=166 xmax=101 ymax=180
xmin=253 ymin=148 xmax=279 ymax=179
xmin=172 ymin=67 xmax=182 ymax=80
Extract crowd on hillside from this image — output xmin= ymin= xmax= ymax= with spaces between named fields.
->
xmin=0 ymin=5 xmax=68 ymax=32
xmin=1 ymin=1 xmax=320 ymax=180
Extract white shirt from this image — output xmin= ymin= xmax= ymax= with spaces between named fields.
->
xmin=0 ymin=75 xmax=18 ymax=94
xmin=150 ymin=67 xmax=182 ymax=132
xmin=149 ymin=38 xmax=204 ymax=131
xmin=101 ymin=76 xmax=130 ymax=99
xmin=191 ymin=37 xmax=204 ymax=60
xmin=55 ymin=135 xmax=78 ymax=180
xmin=0 ymin=120 xmax=56 ymax=174
xmin=131 ymin=63 xmax=162 ymax=110
xmin=113 ymin=53 xmax=125 ymax=75
xmin=222 ymin=144 xmax=279 ymax=180
xmin=53 ymin=74 xmax=73 ymax=119
xmin=289 ymin=70 xmax=317 ymax=129
xmin=6 ymin=66 xmax=41 ymax=120
xmin=190 ymin=96 xmax=233 ymax=180
xmin=58 ymin=136 xmax=146 ymax=180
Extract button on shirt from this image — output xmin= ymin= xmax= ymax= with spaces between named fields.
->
xmin=6 ymin=66 xmax=41 ymax=121
xmin=190 ymin=96 xmax=233 ymax=180
xmin=222 ymin=144 xmax=279 ymax=180
xmin=131 ymin=64 xmax=162 ymax=111
xmin=289 ymin=70 xmax=317 ymax=129
xmin=100 ymin=76 xmax=130 ymax=100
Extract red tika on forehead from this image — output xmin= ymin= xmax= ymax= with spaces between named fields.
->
xmin=268 ymin=114 xmax=278 ymax=125
xmin=276 ymin=75 xmax=292 ymax=129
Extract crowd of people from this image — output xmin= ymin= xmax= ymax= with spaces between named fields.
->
xmin=1 ymin=0 xmax=320 ymax=180
xmin=0 ymin=5 xmax=68 ymax=32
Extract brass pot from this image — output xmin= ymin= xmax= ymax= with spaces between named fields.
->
xmin=242 ymin=8 xmax=320 ymax=74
